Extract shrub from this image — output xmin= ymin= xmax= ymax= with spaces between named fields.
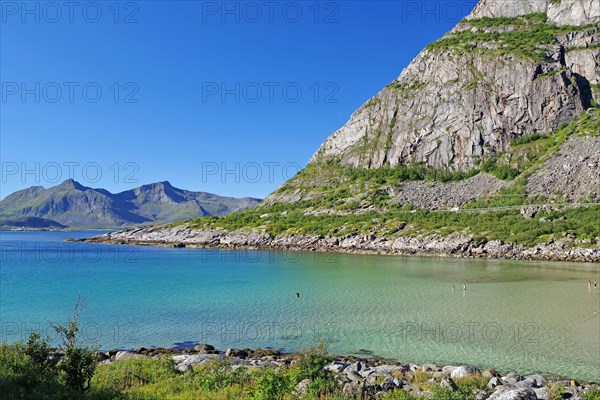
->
xmin=24 ymin=332 xmax=58 ymax=384
xmin=0 ymin=339 xmax=65 ymax=400
xmin=191 ymin=357 xmax=249 ymax=391
xmin=0 ymin=298 xmax=103 ymax=399
xmin=511 ymin=133 xmax=546 ymax=146
xmin=250 ymin=368 xmax=294 ymax=400
xmin=52 ymin=296 xmax=98 ymax=393
xmin=293 ymin=342 xmax=337 ymax=397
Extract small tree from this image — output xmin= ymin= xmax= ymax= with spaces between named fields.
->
xmin=24 ymin=332 xmax=57 ymax=382
xmin=52 ymin=296 xmax=97 ymax=393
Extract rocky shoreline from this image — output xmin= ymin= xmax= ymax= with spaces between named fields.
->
xmin=95 ymin=345 xmax=599 ymax=400
xmin=78 ymin=226 xmax=600 ymax=263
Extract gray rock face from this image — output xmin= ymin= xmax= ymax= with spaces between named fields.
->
xmin=309 ymin=0 xmax=599 ymax=172
xmin=548 ymin=0 xmax=600 ymax=26
xmin=468 ymin=0 xmax=599 ymax=26
xmin=467 ymin=0 xmax=550 ymax=20
xmin=311 ymin=51 xmax=588 ymax=171
xmin=525 ymin=134 xmax=600 ymax=200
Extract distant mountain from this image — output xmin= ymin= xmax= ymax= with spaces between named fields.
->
xmin=0 ymin=217 xmax=67 ymax=230
xmin=0 ymin=180 xmax=261 ymax=229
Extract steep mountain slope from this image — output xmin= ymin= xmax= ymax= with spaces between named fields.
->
xmin=86 ymin=0 xmax=600 ymax=261
xmin=310 ymin=3 xmax=598 ymax=171
xmin=0 ymin=180 xmax=260 ymax=229
xmin=265 ymin=0 xmax=599 ymax=208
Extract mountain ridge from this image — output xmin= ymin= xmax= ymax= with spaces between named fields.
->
xmin=0 ymin=180 xmax=261 ymax=229
xmin=85 ymin=0 xmax=600 ymax=262
xmin=308 ymin=3 xmax=599 ymax=171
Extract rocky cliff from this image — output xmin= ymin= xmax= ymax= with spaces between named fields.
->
xmin=309 ymin=0 xmax=599 ymax=172
xmin=468 ymin=0 xmax=599 ymax=26
xmin=85 ymin=0 xmax=600 ymax=261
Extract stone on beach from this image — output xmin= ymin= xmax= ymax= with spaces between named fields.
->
xmin=114 ymin=351 xmax=148 ymax=361
xmin=488 ymin=387 xmax=538 ymax=400
xmin=450 ymin=364 xmax=481 ymax=378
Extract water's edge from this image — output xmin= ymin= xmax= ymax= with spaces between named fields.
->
xmin=97 ymin=345 xmax=600 ymax=396
xmin=79 ymin=227 xmax=600 ymax=262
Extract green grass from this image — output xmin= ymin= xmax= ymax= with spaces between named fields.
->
xmin=4 ymin=333 xmax=599 ymax=400
xmin=178 ymin=109 xmax=600 ymax=246
xmin=307 ymin=108 xmax=599 ymax=191
xmin=582 ymin=388 xmax=600 ymax=400
xmin=427 ymin=13 xmax=597 ymax=62
xmin=0 ymin=339 xmax=357 ymax=400
xmin=185 ymin=198 xmax=600 ymax=246
xmin=387 ymin=80 xmax=427 ymax=92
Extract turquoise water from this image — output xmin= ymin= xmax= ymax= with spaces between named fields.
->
xmin=1 ymin=231 xmax=599 ymax=381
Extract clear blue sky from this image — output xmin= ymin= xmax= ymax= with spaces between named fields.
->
xmin=1 ymin=0 xmax=476 ymax=199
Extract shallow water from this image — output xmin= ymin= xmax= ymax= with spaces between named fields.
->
xmin=1 ymin=231 xmax=598 ymax=381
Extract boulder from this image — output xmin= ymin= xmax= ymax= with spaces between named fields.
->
xmin=441 ymin=376 xmax=458 ymax=390
xmin=451 ymin=365 xmax=481 ymax=379
xmin=295 ymin=379 xmax=311 ymax=395
xmin=225 ymin=348 xmax=248 ymax=358
xmin=194 ymin=343 xmax=215 ymax=353
xmin=483 ymin=368 xmax=500 ymax=378
xmin=342 ymin=381 xmax=363 ymax=396
xmin=325 ymin=361 xmax=348 ymax=373
xmin=524 ymin=375 xmax=546 ymax=388
xmin=114 ymin=351 xmax=148 ymax=361
xmin=442 ymin=365 xmax=459 ymax=375
xmin=347 ymin=370 xmax=364 ymax=382
xmin=533 ymin=387 xmax=549 ymax=400
xmin=489 ymin=388 xmax=538 ymax=400
xmin=502 ymin=372 xmax=521 ymax=386
xmin=489 ymin=377 xmax=504 ymax=389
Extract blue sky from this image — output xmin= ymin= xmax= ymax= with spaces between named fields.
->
xmin=1 ymin=0 xmax=476 ymax=199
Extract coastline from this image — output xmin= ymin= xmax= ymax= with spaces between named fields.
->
xmin=77 ymin=226 xmax=600 ymax=263
xmin=94 ymin=344 xmax=600 ymax=399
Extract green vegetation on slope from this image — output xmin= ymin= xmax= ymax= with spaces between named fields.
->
xmin=479 ymin=109 xmax=600 ymax=180
xmin=188 ymin=200 xmax=599 ymax=246
xmin=427 ymin=13 xmax=598 ymax=62
xmin=178 ymin=109 xmax=599 ymax=246
xmin=281 ymin=108 xmax=600 ymax=192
